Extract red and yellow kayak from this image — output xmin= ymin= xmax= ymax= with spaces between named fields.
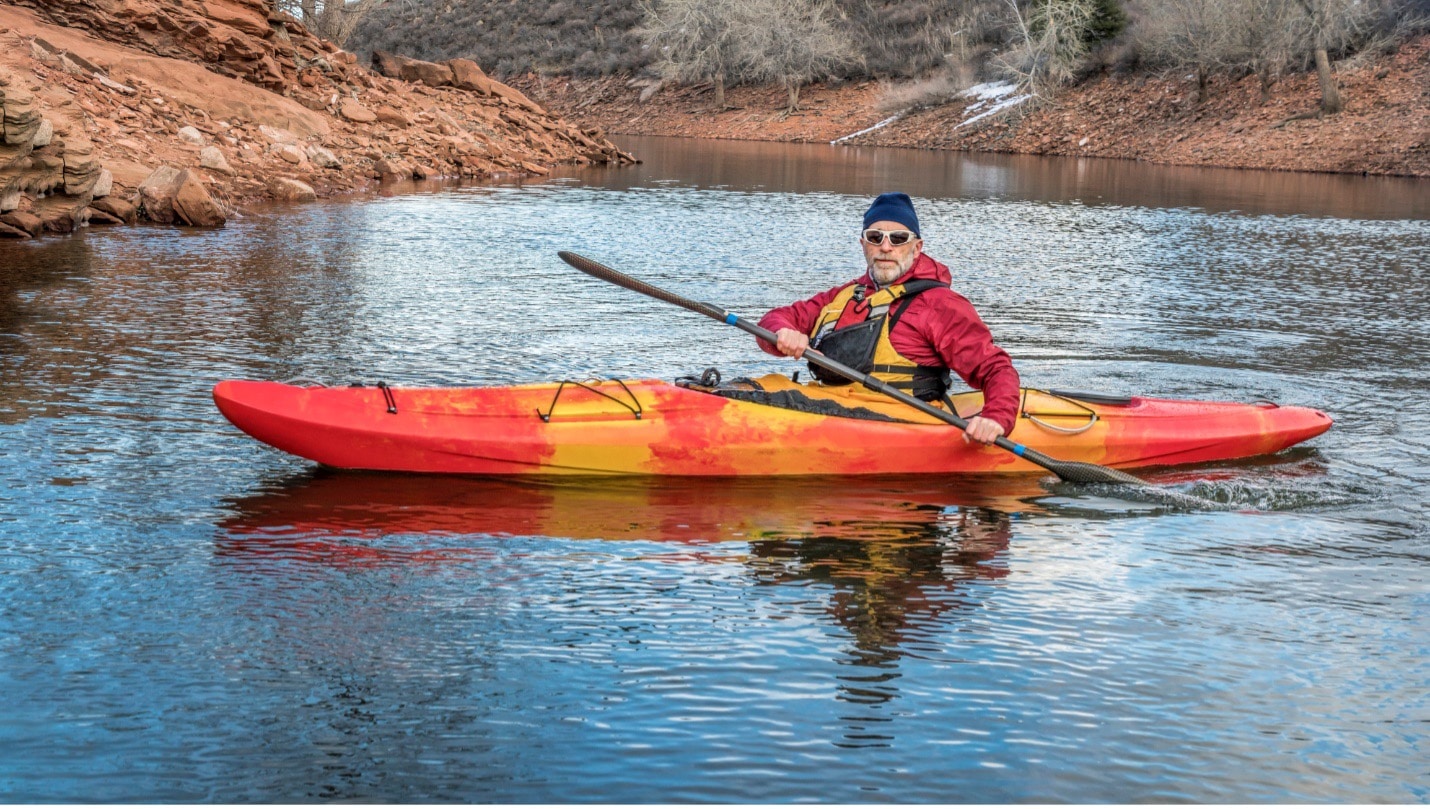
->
xmin=213 ymin=373 xmax=1332 ymax=476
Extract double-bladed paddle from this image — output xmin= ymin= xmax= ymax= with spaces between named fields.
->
xmin=557 ymin=250 xmax=1148 ymax=486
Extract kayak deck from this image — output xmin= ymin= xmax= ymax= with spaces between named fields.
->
xmin=213 ymin=373 xmax=1333 ymax=476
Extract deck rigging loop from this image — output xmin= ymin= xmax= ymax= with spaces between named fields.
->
xmin=376 ymin=381 xmax=398 ymax=415
xmin=537 ymin=379 xmax=644 ymax=423
xmin=1021 ymin=389 xmax=1100 ymax=435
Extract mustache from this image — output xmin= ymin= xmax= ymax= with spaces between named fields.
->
xmin=867 ymin=251 xmax=916 ymax=277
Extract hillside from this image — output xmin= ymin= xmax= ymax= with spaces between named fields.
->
xmin=0 ymin=0 xmax=633 ymax=238
xmin=346 ymin=0 xmax=973 ymax=79
xmin=348 ymin=0 xmax=1426 ymax=178
xmin=512 ymin=34 xmax=1430 ymax=177
xmin=349 ymin=0 xmax=649 ymax=76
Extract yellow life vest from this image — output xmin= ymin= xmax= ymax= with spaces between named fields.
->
xmin=807 ymin=280 xmax=951 ymax=401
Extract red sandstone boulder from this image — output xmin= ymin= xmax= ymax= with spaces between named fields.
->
xmin=139 ymin=165 xmax=184 ymax=223
xmin=172 ymin=169 xmax=226 ymax=227
xmin=370 ymin=50 xmax=412 ymax=79
xmin=85 ymin=205 xmax=125 ymax=225
xmin=39 ymin=205 xmax=77 ymax=233
xmin=375 ymin=106 xmax=410 ymax=127
xmin=203 ymin=0 xmax=270 ymax=38
xmin=0 ymin=210 xmax=42 ymax=236
xmin=372 ymin=156 xmax=413 ymax=181
xmin=91 ymin=195 xmax=139 ymax=224
xmin=138 ymin=165 xmax=224 ymax=226
xmin=400 ymin=60 xmax=454 ymax=88
xmin=269 ymin=177 xmax=316 ymax=200
xmin=448 ymin=59 xmax=491 ymax=95
xmin=488 ymin=80 xmax=545 ymax=115
xmin=339 ymin=99 xmax=377 ymax=123
xmin=370 ymin=50 xmax=455 ymax=88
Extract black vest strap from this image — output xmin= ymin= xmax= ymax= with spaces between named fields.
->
xmin=885 ymin=280 xmax=943 ymax=334
xmin=807 ymin=279 xmax=947 ymax=394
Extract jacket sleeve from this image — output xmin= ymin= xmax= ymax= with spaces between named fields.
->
xmin=921 ymin=292 xmax=1022 ymax=436
xmin=755 ymin=282 xmax=852 ymax=356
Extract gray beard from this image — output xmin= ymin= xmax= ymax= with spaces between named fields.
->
xmin=868 ymin=251 xmax=917 ymax=286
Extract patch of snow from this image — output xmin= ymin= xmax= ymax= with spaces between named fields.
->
xmin=830 ymin=113 xmax=903 ymax=145
xmin=955 ymin=81 xmax=1033 ymax=129
xmin=962 ymin=81 xmax=1023 ymax=102
xmin=829 ymin=81 xmax=1032 ymax=143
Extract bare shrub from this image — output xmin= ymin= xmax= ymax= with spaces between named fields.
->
xmin=342 ymin=0 xmax=1423 ymax=86
xmin=276 ymin=0 xmax=403 ymax=48
xmin=1288 ymin=0 xmax=1386 ymax=112
xmin=1134 ymin=0 xmax=1241 ymax=101
xmin=637 ymin=0 xmax=748 ymax=107
xmin=1129 ymin=0 xmax=1409 ymax=112
xmin=737 ymin=0 xmax=861 ymax=111
xmin=639 ymin=0 xmax=857 ymax=110
xmin=837 ymin=0 xmax=964 ymax=78
xmin=875 ymin=68 xmax=976 ymax=114
xmin=994 ymin=0 xmax=1103 ymax=96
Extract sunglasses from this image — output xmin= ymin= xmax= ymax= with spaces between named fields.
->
xmin=861 ymin=229 xmax=918 ymax=246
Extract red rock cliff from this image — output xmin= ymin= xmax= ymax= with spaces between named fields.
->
xmin=0 ymin=0 xmax=635 ymax=238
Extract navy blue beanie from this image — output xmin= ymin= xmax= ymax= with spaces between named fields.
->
xmin=862 ymin=192 xmax=920 ymax=237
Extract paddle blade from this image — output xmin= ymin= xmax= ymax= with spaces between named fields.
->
xmin=1021 ymin=447 xmax=1148 ymax=485
xmin=559 ymin=251 xmax=726 ymax=321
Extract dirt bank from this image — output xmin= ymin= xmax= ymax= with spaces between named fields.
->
xmin=0 ymin=0 xmax=633 ymax=238
xmin=513 ymin=36 xmax=1430 ymax=178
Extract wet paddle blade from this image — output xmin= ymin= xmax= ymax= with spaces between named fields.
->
xmin=1020 ymin=447 xmax=1149 ymax=485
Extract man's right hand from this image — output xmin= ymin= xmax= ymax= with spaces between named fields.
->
xmin=774 ymin=328 xmax=810 ymax=359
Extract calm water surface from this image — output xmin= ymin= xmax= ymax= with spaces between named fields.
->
xmin=0 ymin=137 xmax=1426 ymax=802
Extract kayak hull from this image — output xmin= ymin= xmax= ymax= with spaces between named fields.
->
xmin=213 ymin=375 xmax=1332 ymax=476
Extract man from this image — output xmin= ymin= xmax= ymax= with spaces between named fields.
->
xmin=757 ymin=192 xmax=1020 ymax=445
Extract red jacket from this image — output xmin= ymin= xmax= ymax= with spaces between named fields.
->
xmin=757 ymin=252 xmax=1021 ymax=435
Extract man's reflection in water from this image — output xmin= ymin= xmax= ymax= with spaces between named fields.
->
xmin=217 ymin=473 xmax=1023 ymax=748
xmin=746 ymin=507 xmax=1014 ymax=747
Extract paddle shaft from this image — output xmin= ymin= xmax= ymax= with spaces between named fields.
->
xmin=557 ymin=251 xmax=1146 ymax=485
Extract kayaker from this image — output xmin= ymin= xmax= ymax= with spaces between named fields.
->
xmin=757 ymin=192 xmax=1021 ymax=445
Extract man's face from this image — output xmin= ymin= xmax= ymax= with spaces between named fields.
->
xmin=861 ymin=219 xmax=923 ymax=285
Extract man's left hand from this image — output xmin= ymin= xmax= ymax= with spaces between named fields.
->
xmin=962 ymin=416 xmax=1005 ymax=446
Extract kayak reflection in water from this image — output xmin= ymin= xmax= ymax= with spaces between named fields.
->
xmin=757 ymin=192 xmax=1021 ymax=447
xmin=218 ymin=474 xmax=1019 ymax=613
xmin=216 ymin=472 xmax=1020 ymax=729
xmin=216 ymin=471 xmax=1040 ymax=552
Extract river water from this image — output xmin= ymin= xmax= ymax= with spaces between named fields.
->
xmin=0 ymin=136 xmax=1426 ymax=802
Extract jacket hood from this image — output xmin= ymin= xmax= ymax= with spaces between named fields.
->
xmin=858 ymin=252 xmax=952 ymax=288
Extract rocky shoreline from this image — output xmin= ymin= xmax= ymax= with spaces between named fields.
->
xmin=513 ymin=36 xmax=1429 ymax=178
xmin=0 ymin=0 xmax=634 ymax=239
xmin=3 ymin=0 xmax=1422 ymax=243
